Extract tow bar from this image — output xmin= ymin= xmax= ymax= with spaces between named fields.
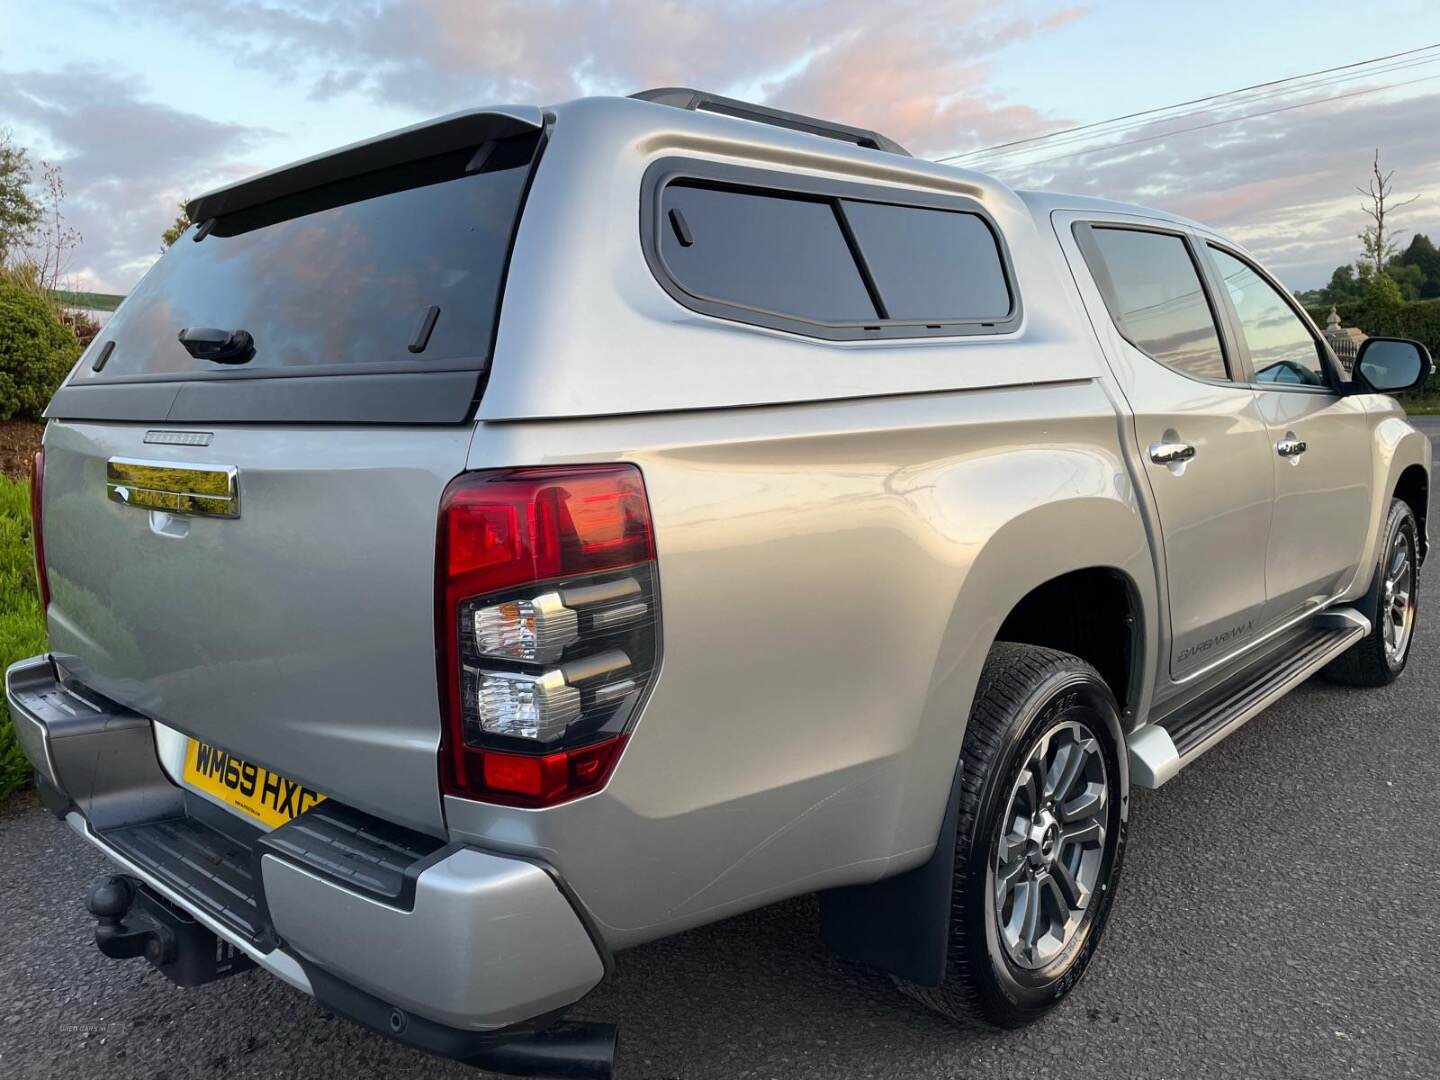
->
xmin=85 ymin=875 xmax=256 ymax=987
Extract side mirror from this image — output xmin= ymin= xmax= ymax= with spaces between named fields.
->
xmin=1352 ymin=337 xmax=1433 ymax=395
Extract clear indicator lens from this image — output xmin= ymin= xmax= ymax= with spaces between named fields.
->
xmin=476 ymin=669 xmax=581 ymax=741
xmin=472 ymin=593 xmax=578 ymax=663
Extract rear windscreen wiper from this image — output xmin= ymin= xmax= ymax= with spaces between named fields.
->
xmin=177 ymin=327 xmax=256 ymax=364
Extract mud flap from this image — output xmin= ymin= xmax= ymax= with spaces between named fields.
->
xmin=817 ymin=759 xmax=962 ymax=987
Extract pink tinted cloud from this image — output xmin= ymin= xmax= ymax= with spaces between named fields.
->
xmin=140 ymin=0 xmax=1083 ymax=154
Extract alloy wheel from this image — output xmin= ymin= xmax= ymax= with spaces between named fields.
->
xmin=1382 ymin=525 xmax=1416 ymax=664
xmin=991 ymin=720 xmax=1109 ymax=970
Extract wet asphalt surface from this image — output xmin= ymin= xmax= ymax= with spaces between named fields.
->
xmin=4 ymin=427 xmax=1440 ymax=1080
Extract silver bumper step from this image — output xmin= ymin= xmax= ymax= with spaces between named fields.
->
xmin=1129 ymin=608 xmax=1369 ymax=788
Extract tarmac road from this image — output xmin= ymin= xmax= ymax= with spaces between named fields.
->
xmin=3 ymin=428 xmax=1439 ymax=1080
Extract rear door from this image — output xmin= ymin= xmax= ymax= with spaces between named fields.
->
xmin=1200 ymin=243 xmax=1374 ymax=629
xmin=1063 ymin=218 xmax=1276 ymax=681
xmin=39 ymin=114 xmax=545 ymax=835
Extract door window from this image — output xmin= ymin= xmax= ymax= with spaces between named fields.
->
xmin=1084 ymin=227 xmax=1229 ymax=381
xmin=1208 ymin=247 xmax=1328 ymax=387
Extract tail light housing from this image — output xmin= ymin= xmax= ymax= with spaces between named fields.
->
xmin=30 ymin=449 xmax=50 ymax=611
xmin=436 ymin=464 xmax=660 ymax=807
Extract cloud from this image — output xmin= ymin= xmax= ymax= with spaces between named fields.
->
xmin=24 ymin=0 xmax=1083 ymax=290
xmin=0 ymin=66 xmax=269 ymax=291
xmin=125 ymin=0 xmax=1081 ymax=154
xmin=980 ymin=85 xmax=1440 ymax=287
xmin=18 ymin=1 xmax=1429 ymax=294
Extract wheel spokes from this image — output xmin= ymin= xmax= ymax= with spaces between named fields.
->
xmin=1390 ymin=545 xmax=1409 ymax=584
xmin=1017 ymin=878 xmax=1042 ymax=957
xmin=992 ymin=719 xmax=1112 ymax=970
xmin=1052 ymin=856 xmax=1089 ymax=910
xmin=1061 ymin=818 xmax=1104 ymax=849
xmin=1060 ymin=780 xmax=1106 ymax=823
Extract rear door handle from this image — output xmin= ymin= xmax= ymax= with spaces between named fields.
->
xmin=1276 ymin=437 xmax=1308 ymax=458
xmin=1149 ymin=441 xmax=1197 ymax=466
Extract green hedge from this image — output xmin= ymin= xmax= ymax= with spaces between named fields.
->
xmin=1305 ymin=297 xmax=1440 ymax=359
xmin=0 ymin=277 xmax=81 ymax=421
xmin=0 ymin=474 xmax=44 ymax=799
xmin=1305 ymin=297 xmax=1440 ymax=392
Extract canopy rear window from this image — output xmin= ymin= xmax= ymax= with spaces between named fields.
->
xmin=53 ymin=129 xmax=542 ymax=423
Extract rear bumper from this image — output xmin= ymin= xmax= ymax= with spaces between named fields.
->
xmin=5 ymin=654 xmax=606 ymax=1037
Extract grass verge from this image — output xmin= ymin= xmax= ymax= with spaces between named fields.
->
xmin=1403 ymin=395 xmax=1440 ymax=416
xmin=0 ymin=473 xmax=44 ymax=799
xmin=48 ymin=288 xmax=124 ymax=312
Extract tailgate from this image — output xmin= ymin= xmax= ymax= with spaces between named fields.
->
xmin=41 ymin=420 xmax=473 ymax=834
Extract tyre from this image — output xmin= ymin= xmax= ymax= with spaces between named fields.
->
xmin=1325 ymin=498 xmax=1419 ymax=688
xmin=898 ymin=643 xmax=1128 ymax=1028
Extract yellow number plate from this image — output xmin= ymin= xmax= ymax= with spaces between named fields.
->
xmin=183 ymin=740 xmax=325 ymax=829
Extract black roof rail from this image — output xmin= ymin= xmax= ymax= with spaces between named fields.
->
xmin=631 ymin=87 xmax=911 ymax=158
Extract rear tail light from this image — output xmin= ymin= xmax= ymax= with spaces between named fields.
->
xmin=30 ymin=449 xmax=50 ymax=611
xmin=436 ymin=465 xmax=659 ymax=807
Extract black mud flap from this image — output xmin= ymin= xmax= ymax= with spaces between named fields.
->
xmin=86 ymin=875 xmax=256 ymax=988
xmin=817 ymin=758 xmax=963 ymax=987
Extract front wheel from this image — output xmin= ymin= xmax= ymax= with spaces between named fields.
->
xmin=897 ymin=644 xmax=1128 ymax=1028
xmin=1326 ymin=498 xmax=1419 ymax=688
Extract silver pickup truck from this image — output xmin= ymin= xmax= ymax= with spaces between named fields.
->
xmin=8 ymin=89 xmax=1433 ymax=1079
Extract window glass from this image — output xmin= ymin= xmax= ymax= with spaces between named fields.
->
xmin=840 ymin=200 xmax=1011 ymax=320
xmin=1087 ymin=228 xmax=1228 ymax=381
xmin=1208 ymin=247 xmax=1327 ymax=387
xmin=659 ymin=183 xmax=877 ymax=323
xmin=80 ymin=133 xmax=541 ymax=380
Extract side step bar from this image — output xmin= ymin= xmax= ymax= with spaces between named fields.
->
xmin=1129 ymin=608 xmax=1369 ymax=788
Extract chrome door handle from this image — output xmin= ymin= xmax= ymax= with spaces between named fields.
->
xmin=1276 ymin=438 xmax=1308 ymax=458
xmin=1149 ymin=441 xmax=1197 ymax=465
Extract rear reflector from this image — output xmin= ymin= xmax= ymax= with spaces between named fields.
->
xmin=437 ymin=465 xmax=659 ymax=808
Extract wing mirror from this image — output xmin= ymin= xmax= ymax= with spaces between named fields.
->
xmin=1350 ymin=337 xmax=1433 ymax=395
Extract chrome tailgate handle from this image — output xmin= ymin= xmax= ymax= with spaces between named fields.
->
xmin=106 ymin=458 xmax=240 ymax=519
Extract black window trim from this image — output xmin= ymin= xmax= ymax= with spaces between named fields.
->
xmin=641 ymin=157 xmax=1022 ymax=342
xmin=1198 ymin=240 xmax=1344 ymax=396
xmin=1071 ymin=220 xmax=1236 ymax=389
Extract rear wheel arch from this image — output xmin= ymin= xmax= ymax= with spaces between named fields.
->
xmin=1394 ymin=463 xmax=1428 ymax=561
xmin=994 ymin=567 xmax=1144 ymax=723
xmin=819 ymin=567 xmax=1141 ymax=989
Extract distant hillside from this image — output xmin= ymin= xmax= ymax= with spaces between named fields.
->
xmin=49 ymin=289 xmax=124 ymax=312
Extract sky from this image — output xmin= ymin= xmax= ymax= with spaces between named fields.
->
xmin=3 ymin=0 xmax=1440 ymax=295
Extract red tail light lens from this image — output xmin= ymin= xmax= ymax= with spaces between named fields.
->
xmin=30 ymin=449 xmax=50 ymax=611
xmin=437 ymin=465 xmax=659 ymax=807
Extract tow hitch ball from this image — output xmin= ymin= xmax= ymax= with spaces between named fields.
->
xmin=84 ymin=875 xmax=255 ymax=987
xmin=88 ymin=877 xmax=173 ymax=964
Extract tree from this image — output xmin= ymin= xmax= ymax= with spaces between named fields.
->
xmin=1321 ymin=263 xmax=1364 ymax=304
xmin=1393 ymin=233 xmax=1440 ymax=299
xmin=1388 ymin=261 xmax=1425 ymax=301
xmin=1356 ymin=149 xmax=1419 ymax=275
xmin=161 ymin=199 xmax=192 ymax=250
xmin=0 ymin=129 xmax=41 ymax=265
xmin=1364 ymin=271 xmax=1404 ymax=311
xmin=31 ymin=161 xmax=81 ymax=293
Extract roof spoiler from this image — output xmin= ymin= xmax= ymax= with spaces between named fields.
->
xmin=186 ymin=105 xmax=545 ymax=223
xmin=631 ymin=87 xmax=910 ymax=158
